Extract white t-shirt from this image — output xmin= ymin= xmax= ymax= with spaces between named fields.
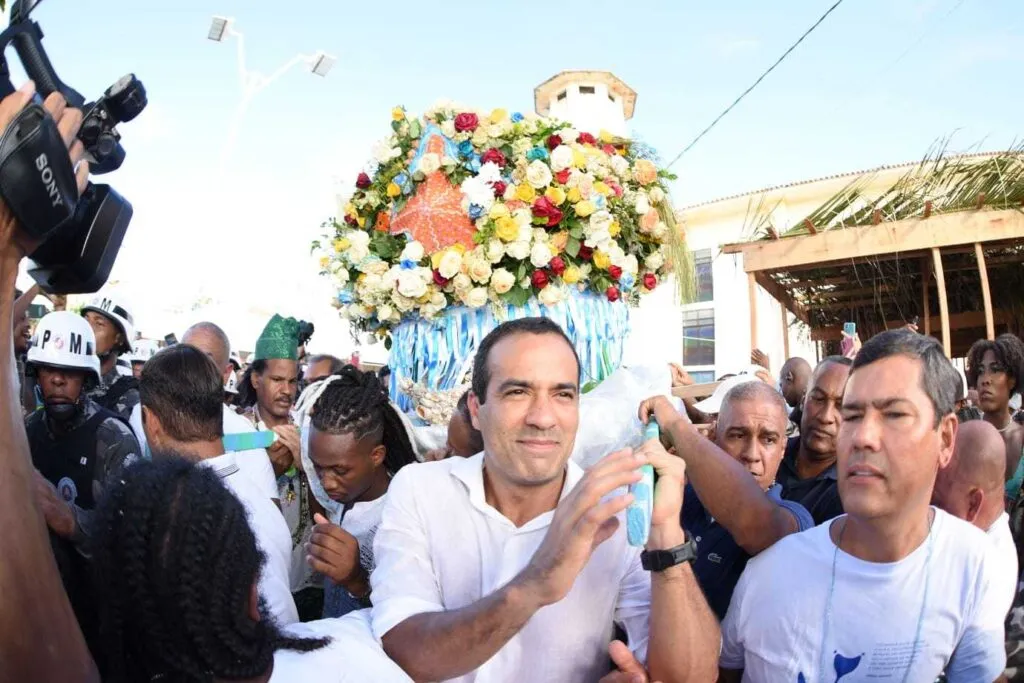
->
xmin=197 ymin=452 xmax=298 ymax=626
xmin=371 ymin=454 xmax=651 ymax=683
xmin=270 ymin=610 xmax=411 ymax=682
xmin=986 ymin=511 xmax=1019 ymax=617
xmin=129 ymin=403 xmax=279 ymax=501
xmin=721 ymin=508 xmax=1006 ymax=682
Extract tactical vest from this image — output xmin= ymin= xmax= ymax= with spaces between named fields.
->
xmin=28 ymin=408 xmax=115 ymax=510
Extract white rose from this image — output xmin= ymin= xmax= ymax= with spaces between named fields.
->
xmin=378 ymin=304 xmax=395 ymax=321
xmin=503 ymin=183 xmax=517 ymax=201
xmin=465 ymin=287 xmax=489 ymax=308
xmin=396 ymin=270 xmax=428 ymax=299
xmin=526 ymin=160 xmax=553 ymax=189
xmin=532 ymin=228 xmax=549 ymax=244
xmin=346 ymin=303 xmax=362 ymax=319
xmin=365 ymin=260 xmax=390 ymax=276
xmin=589 ymin=210 xmax=614 ymax=233
xmin=440 ymin=120 xmax=456 ymax=138
xmin=490 ymin=268 xmax=515 ymax=294
xmin=608 ymin=244 xmax=627 ymax=268
xmin=467 ymin=256 xmax=492 ymax=284
xmin=506 ymin=241 xmax=530 ymax=260
xmin=549 ymin=145 xmax=574 ymax=172
xmin=333 ymin=267 xmax=350 ymax=284
xmin=644 ymin=252 xmax=665 ymax=271
xmin=452 ymin=273 xmax=473 ymax=293
xmin=512 ymin=138 xmax=533 ymax=156
xmin=393 ymin=293 xmax=416 ymax=312
xmin=635 ymin=195 xmax=651 ymax=215
xmin=559 ymin=128 xmax=579 ymax=144
xmin=400 ymin=241 xmax=425 ymax=263
xmin=530 ymin=242 xmax=553 ymax=268
xmin=610 ymin=154 xmax=630 ymax=178
xmin=648 ymin=187 xmax=666 ymax=205
xmin=653 ymin=222 xmax=668 ymax=239
xmin=471 ymin=128 xmax=490 ymax=147
xmin=372 ymin=140 xmax=401 ymax=163
xmin=513 ymin=208 xmax=533 ymax=229
xmin=538 ymin=284 xmax=565 ymax=307
xmin=488 ymin=123 xmax=507 ymax=139
xmin=623 ymin=254 xmax=639 ymax=275
xmin=437 ymin=250 xmax=463 ymax=280
xmin=417 ymin=152 xmax=441 ymax=175
xmin=361 ymin=273 xmax=383 ymax=292
xmin=485 ymin=239 xmax=505 ymax=264
xmin=348 ymin=231 xmax=370 ymax=249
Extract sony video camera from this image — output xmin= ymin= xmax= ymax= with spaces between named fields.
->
xmin=0 ymin=0 xmax=146 ymax=293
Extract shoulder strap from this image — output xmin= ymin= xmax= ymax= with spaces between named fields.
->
xmin=97 ymin=376 xmax=139 ymax=410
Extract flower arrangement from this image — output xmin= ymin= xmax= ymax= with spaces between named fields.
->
xmin=316 ymin=103 xmax=688 ymax=338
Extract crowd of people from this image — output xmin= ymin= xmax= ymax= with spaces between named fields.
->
xmin=5 ymin=87 xmax=1024 ymax=683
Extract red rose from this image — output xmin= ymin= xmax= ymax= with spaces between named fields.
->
xmin=454 ymin=113 xmax=479 ymax=132
xmin=577 ymin=245 xmax=593 ymax=261
xmin=602 ymin=143 xmax=617 ymax=155
xmin=532 ymin=196 xmax=564 ymax=227
xmin=344 ymin=215 xmax=357 ymax=226
xmin=607 ymin=180 xmax=624 ymax=197
xmin=492 ymin=180 xmax=508 ymax=198
xmin=608 ymin=265 xmax=623 ymax=281
xmin=546 ymin=135 xmax=563 ymax=150
xmin=554 ymin=168 xmax=571 ymax=185
xmin=531 ymin=270 xmax=550 ymax=289
xmin=549 ymin=256 xmax=566 ymax=276
xmin=433 ymin=270 xmax=450 ymax=287
xmin=606 ymin=286 xmax=621 ymax=302
xmin=355 ymin=172 xmax=371 ymax=189
xmin=481 ymin=148 xmax=507 ymax=167
xmin=643 ymin=273 xmax=658 ymax=290
xmin=577 ymin=132 xmax=597 ymax=145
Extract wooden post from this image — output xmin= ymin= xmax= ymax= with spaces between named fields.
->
xmin=748 ymin=272 xmax=758 ymax=350
xmin=931 ymin=247 xmax=951 ymax=356
xmin=781 ymin=305 xmax=790 ymax=360
xmin=921 ymin=258 xmax=931 ymax=336
xmin=975 ymin=242 xmax=995 ymax=340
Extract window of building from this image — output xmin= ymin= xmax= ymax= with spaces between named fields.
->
xmin=687 ymin=370 xmax=715 ymax=384
xmin=557 ymin=90 xmax=567 ymax=101
xmin=579 ymin=85 xmax=595 ymax=95
xmin=694 ymin=249 xmax=713 ymax=302
xmin=682 ymin=308 xmax=715 ymax=366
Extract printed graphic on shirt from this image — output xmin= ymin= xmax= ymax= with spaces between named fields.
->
xmin=57 ymin=476 xmax=77 ymax=503
xmin=798 ymin=651 xmax=863 ymax=682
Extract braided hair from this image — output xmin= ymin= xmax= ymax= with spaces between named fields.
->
xmin=91 ymin=458 xmax=328 ymax=683
xmin=310 ymin=365 xmax=417 ymax=475
xmin=235 ymin=359 xmax=266 ymax=410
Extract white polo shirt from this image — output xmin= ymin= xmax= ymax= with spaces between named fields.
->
xmin=986 ymin=511 xmax=1019 ymax=616
xmin=371 ymin=453 xmax=651 ymax=683
xmin=130 ymin=403 xmax=278 ymax=501
xmin=198 ymin=451 xmax=298 ymax=626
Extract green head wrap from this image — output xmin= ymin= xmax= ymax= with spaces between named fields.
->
xmin=253 ymin=314 xmax=300 ymax=362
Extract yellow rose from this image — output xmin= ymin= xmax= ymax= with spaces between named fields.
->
xmin=515 ymin=184 xmax=537 ymax=202
xmin=593 ymin=250 xmax=611 ymax=270
xmin=386 ymin=182 xmax=401 ymax=198
xmin=356 ymin=216 xmax=366 ymax=228
xmin=319 ymin=256 xmax=330 ymax=269
xmin=391 ymin=106 xmax=406 ymax=121
xmin=562 ymin=266 xmax=581 ymax=284
xmin=495 ymin=216 xmax=519 ymax=242
xmin=599 ymin=129 xmax=613 ymax=143
xmin=572 ymin=148 xmax=587 ymax=168
xmin=545 ymin=187 xmax=567 ymax=206
xmin=593 ymin=181 xmax=611 ymax=196
xmin=489 ymin=203 xmax=511 ymax=220
xmin=609 ymin=221 xmax=622 ymax=237
xmin=550 ymin=231 xmax=569 ymax=253
xmin=344 ymin=202 xmax=356 ymax=216
xmin=574 ymin=200 xmax=596 ymax=218
xmin=334 ymin=238 xmax=350 ymax=252
xmin=489 ymin=108 xmax=508 ymax=124
xmin=566 ymin=187 xmax=582 ymax=203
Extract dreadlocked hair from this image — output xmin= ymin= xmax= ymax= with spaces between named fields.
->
xmin=310 ymin=364 xmax=417 ymax=475
xmin=967 ymin=334 xmax=1024 ymax=399
xmin=90 ymin=458 xmax=328 ymax=683
xmin=235 ymin=359 xmax=266 ymax=410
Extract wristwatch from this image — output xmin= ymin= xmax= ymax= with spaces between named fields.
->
xmin=641 ymin=538 xmax=698 ymax=572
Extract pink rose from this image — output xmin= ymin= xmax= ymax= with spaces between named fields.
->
xmin=454 ymin=113 xmax=479 ymax=132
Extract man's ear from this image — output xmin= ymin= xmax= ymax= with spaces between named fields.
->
xmin=141 ymin=405 xmax=163 ymax=445
xmin=936 ymin=414 xmax=958 ymax=470
xmin=469 ymin=391 xmax=482 ymax=431
xmin=370 ymin=444 xmax=386 ymax=469
xmin=966 ymin=487 xmax=984 ymax=525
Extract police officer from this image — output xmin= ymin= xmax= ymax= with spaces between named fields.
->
xmin=26 ymin=311 xmax=142 ymax=547
xmin=81 ymin=292 xmax=140 ymax=420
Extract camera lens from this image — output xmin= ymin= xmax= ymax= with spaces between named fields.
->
xmin=105 ymin=74 xmax=147 ymax=124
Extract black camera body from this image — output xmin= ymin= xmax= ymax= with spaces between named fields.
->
xmin=0 ymin=0 xmax=145 ymax=293
xmin=297 ymin=321 xmax=315 ymax=347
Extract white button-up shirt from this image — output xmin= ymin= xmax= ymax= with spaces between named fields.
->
xmin=371 ymin=453 xmax=651 ymax=683
xmin=198 ymin=451 xmax=298 ymax=625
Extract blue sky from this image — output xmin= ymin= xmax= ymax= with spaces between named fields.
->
xmin=11 ymin=0 xmax=1021 ymax=353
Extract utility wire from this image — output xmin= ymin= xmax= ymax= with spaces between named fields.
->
xmin=665 ymin=0 xmax=846 ymax=168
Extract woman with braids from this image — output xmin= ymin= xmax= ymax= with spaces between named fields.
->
xmin=295 ymin=365 xmax=419 ymax=618
xmin=966 ymin=333 xmax=1024 ymax=504
xmin=90 ymin=457 xmax=411 ymax=682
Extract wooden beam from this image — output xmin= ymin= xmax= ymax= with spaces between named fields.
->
xmin=922 ymin=257 xmax=931 ymax=336
xmin=802 ymin=283 xmax=898 ymax=304
xmin=672 ymin=382 xmax=721 ymax=400
xmin=753 ymin=272 xmax=810 ymax=325
xmin=748 ymin=273 xmax=758 ymax=350
xmin=720 ymin=209 xmax=1024 ymax=273
xmin=975 ymin=242 xmax=995 ymax=341
xmin=812 ymin=309 xmax=1012 ymax=341
xmin=781 ymin=306 xmax=790 ymax=359
xmin=931 ymin=247 xmax=950 ymax=356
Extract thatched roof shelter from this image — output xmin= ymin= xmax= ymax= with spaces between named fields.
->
xmin=720 ymin=148 xmax=1024 ymax=358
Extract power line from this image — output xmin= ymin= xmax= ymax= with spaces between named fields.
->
xmin=665 ymin=0 xmax=846 ymax=169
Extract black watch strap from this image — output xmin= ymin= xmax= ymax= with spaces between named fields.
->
xmin=641 ymin=538 xmax=698 ymax=572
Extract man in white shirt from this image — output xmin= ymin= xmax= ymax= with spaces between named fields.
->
xmin=719 ymin=328 xmax=1007 ymax=682
xmin=371 ymin=317 xmax=720 ymax=683
xmin=129 ymin=321 xmax=278 ymax=502
xmin=932 ymin=419 xmax=1019 ymax=614
xmin=139 ymin=344 xmax=298 ymax=625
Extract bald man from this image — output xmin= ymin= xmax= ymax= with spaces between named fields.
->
xmin=933 ymin=420 xmax=1018 ymax=615
xmin=779 ymin=357 xmax=812 ymax=431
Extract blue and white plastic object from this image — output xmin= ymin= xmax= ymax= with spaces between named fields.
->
xmin=627 ymin=419 xmax=660 ymax=547
xmin=222 ymin=430 xmax=277 ymax=453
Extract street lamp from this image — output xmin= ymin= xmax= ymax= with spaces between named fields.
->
xmin=207 ymin=15 xmax=337 ymax=167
